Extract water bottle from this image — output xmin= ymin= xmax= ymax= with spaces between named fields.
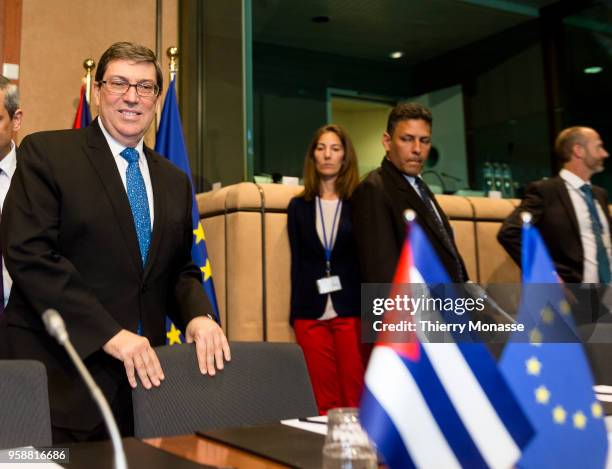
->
xmin=322 ymin=408 xmax=377 ymax=469
xmin=502 ymin=164 xmax=515 ymax=198
xmin=483 ymin=162 xmax=494 ymax=196
xmin=493 ymin=163 xmax=504 ymax=194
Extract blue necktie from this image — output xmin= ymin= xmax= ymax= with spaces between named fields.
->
xmin=580 ymin=184 xmax=611 ymax=283
xmin=120 ymin=148 xmax=151 ymax=267
xmin=414 ymin=177 xmax=465 ymax=282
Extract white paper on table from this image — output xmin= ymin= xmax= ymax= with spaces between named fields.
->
xmin=281 ymin=415 xmax=328 ymax=436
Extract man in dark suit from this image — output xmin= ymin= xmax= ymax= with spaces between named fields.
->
xmin=0 ymin=76 xmax=22 ymax=306
xmin=498 ymin=126 xmax=610 ymax=285
xmin=498 ymin=127 xmax=610 ymax=328
xmin=1 ymin=42 xmax=230 ymax=442
xmin=352 ymin=102 xmax=468 ymax=284
xmin=0 ymin=75 xmax=22 ymax=358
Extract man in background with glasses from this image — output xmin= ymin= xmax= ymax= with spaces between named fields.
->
xmin=0 ymin=42 xmax=230 ymax=443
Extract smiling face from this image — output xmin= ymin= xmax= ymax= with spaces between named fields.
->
xmin=313 ymin=131 xmax=345 ymax=180
xmin=94 ymin=59 xmax=158 ymax=147
xmin=383 ymin=119 xmax=432 ymax=176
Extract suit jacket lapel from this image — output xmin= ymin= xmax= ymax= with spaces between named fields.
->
xmin=382 ymin=158 xmax=454 ymax=255
xmin=554 ymin=176 xmax=581 ymax=241
xmin=334 ymin=200 xmax=349 ymax=250
xmin=84 ymin=120 xmax=142 ymax=273
xmin=305 ymin=199 xmax=325 ymax=255
xmin=143 ymin=147 xmax=165 ymax=280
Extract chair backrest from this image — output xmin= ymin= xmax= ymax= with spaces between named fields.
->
xmin=132 ymin=342 xmax=318 ymax=438
xmin=0 ymin=360 xmax=52 ymax=448
xmin=198 ymin=183 xmax=523 ymax=342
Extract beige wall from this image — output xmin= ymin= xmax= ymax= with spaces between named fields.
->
xmin=333 ymin=105 xmax=391 ymax=176
xmin=18 ymin=0 xmax=177 ymax=146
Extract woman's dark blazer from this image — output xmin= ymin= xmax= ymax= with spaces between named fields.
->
xmin=287 ymin=196 xmax=361 ymax=324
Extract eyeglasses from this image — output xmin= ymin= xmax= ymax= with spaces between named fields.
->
xmin=98 ymin=79 xmax=160 ymax=98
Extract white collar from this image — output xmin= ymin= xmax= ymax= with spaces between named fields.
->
xmin=97 ymin=118 xmax=144 ymax=157
xmin=0 ymin=140 xmax=17 ymax=178
xmin=559 ymin=168 xmax=588 ymax=190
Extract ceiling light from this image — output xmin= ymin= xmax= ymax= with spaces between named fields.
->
xmin=584 ymin=66 xmax=603 ymax=74
xmin=389 ymin=51 xmax=404 ymax=59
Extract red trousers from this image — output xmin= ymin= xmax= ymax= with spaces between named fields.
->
xmin=294 ymin=316 xmax=365 ymax=415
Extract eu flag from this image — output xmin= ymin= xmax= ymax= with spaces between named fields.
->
xmin=72 ymin=84 xmax=92 ymax=129
xmin=500 ymin=221 xmax=608 ymax=468
xmin=155 ymin=76 xmax=220 ymax=344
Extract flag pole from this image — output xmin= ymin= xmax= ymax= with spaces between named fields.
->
xmin=156 ymin=46 xmax=178 ymax=129
xmin=167 ymin=46 xmax=178 ymax=90
xmin=83 ymin=58 xmax=95 ymax=104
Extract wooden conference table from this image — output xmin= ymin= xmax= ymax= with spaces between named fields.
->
xmin=144 ymin=434 xmax=289 ymax=468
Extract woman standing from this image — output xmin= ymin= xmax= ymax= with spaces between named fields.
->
xmin=287 ymin=124 xmax=363 ymax=415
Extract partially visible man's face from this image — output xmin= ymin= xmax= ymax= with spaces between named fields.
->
xmin=383 ymin=119 xmax=432 ymax=176
xmin=579 ymin=128 xmax=609 ymax=176
xmin=94 ymin=59 xmax=159 ymax=148
xmin=0 ymin=89 xmax=22 ymax=160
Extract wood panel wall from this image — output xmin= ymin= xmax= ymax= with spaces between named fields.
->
xmin=0 ymin=0 xmax=23 ymax=82
xmin=16 ymin=0 xmax=177 ymax=144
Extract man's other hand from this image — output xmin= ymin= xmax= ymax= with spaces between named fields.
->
xmin=185 ymin=316 xmax=231 ymax=376
xmin=102 ymin=329 xmax=164 ymax=389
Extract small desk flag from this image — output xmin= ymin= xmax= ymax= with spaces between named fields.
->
xmin=500 ymin=221 xmax=608 ymax=468
xmin=360 ymin=219 xmax=533 ymax=469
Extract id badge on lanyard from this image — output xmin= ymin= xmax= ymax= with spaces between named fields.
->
xmin=316 ymin=197 xmax=343 ymax=295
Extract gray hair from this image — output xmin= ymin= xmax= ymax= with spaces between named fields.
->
xmin=0 ymin=75 xmax=19 ymax=119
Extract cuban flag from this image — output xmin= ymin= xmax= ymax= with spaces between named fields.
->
xmin=360 ymin=215 xmax=533 ymax=469
xmin=72 ymin=83 xmax=92 ymax=129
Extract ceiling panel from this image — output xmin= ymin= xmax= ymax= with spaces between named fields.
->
xmin=253 ymin=0 xmax=560 ymax=63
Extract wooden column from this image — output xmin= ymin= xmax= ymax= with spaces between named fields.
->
xmin=0 ymin=0 xmax=23 ymax=83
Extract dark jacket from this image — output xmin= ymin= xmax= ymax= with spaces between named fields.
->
xmin=1 ymin=119 xmax=210 ymax=431
xmin=287 ymin=196 xmax=361 ymax=323
xmin=351 ymin=157 xmax=468 ymax=284
xmin=498 ymin=175 xmax=611 ymax=283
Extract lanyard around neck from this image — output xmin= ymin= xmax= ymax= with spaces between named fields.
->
xmin=317 ymin=196 xmax=342 ymax=275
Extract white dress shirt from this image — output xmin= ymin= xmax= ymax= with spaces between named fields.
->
xmin=315 ymin=197 xmax=341 ymax=320
xmin=0 ymin=141 xmax=17 ymax=307
xmin=560 ymin=169 xmax=612 ymax=283
xmin=98 ymin=118 xmax=154 ymax=228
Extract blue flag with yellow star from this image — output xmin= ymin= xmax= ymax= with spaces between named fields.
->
xmin=155 ymin=76 xmax=220 ymax=345
xmin=500 ymin=222 xmax=608 ymax=468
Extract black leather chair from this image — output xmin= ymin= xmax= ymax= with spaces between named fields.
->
xmin=0 ymin=360 xmax=52 ymax=448
xmin=132 ymin=342 xmax=318 ymax=438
